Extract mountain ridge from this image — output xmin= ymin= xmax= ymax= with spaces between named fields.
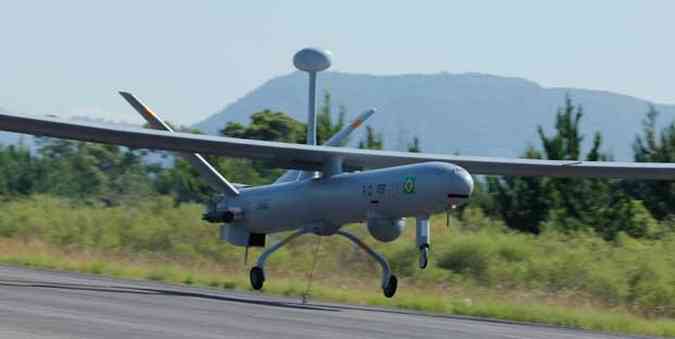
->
xmin=195 ymin=71 xmax=675 ymax=160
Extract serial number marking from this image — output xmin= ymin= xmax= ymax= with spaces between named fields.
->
xmin=362 ymin=183 xmax=387 ymax=197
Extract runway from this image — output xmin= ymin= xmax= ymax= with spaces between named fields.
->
xmin=0 ymin=265 xmax=647 ymax=339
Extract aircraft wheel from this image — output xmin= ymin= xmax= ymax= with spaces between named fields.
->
xmin=250 ymin=266 xmax=265 ymax=290
xmin=383 ymin=275 xmax=398 ymax=298
xmin=419 ymin=247 xmax=429 ymax=269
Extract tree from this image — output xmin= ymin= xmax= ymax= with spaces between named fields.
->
xmin=359 ymin=126 xmax=384 ymax=150
xmin=32 ymin=138 xmax=153 ymax=205
xmin=0 ymin=144 xmax=45 ymax=197
xmin=153 ymin=157 xmax=212 ymax=204
xmin=143 ymin=122 xmax=267 ymax=203
xmin=221 ymin=110 xmax=306 ymax=144
xmin=316 ymin=92 xmax=346 ymax=145
xmin=221 ymin=92 xmax=346 ymax=146
xmin=539 ymin=97 xmax=610 ymax=229
xmin=487 ymin=95 xmax=650 ymax=239
xmin=486 ymin=147 xmax=551 ymax=233
xmin=407 ymin=136 xmax=421 ymax=153
xmin=626 ymin=105 xmax=675 ymax=219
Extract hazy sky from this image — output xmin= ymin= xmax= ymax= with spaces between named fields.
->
xmin=1 ymin=1 xmax=673 ymax=125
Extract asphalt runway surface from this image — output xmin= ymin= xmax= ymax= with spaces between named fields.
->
xmin=0 ymin=265 xmax=652 ymax=339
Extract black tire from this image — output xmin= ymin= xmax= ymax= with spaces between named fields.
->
xmin=383 ymin=275 xmax=398 ymax=298
xmin=419 ymin=247 xmax=429 ymax=269
xmin=250 ymin=266 xmax=265 ymax=290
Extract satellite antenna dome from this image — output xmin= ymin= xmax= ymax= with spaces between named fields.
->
xmin=293 ymin=48 xmax=332 ymax=72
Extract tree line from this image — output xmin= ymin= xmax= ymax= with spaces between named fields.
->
xmin=478 ymin=96 xmax=674 ymax=240
xmin=0 ymin=93 xmax=674 ymax=240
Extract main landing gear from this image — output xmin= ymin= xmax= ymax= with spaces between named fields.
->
xmin=249 ymin=230 xmax=306 ymax=293
xmin=249 ymin=229 xmax=399 ymax=298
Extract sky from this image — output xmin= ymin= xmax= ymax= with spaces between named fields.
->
xmin=1 ymin=1 xmax=674 ymax=126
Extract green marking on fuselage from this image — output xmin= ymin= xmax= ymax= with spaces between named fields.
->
xmin=403 ymin=176 xmax=416 ymax=194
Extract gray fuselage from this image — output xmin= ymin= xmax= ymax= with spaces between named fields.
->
xmin=219 ymin=162 xmax=474 ymax=235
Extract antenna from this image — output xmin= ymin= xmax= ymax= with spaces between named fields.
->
xmin=293 ymin=48 xmax=332 ymax=145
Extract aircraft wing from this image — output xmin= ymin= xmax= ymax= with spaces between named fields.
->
xmin=1 ymin=111 xmax=675 ymax=180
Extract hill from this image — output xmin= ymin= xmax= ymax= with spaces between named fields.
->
xmin=196 ymin=72 xmax=675 ymax=160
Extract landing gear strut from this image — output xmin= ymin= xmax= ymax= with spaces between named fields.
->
xmin=416 ymin=216 xmax=430 ymax=269
xmin=336 ymin=230 xmax=397 ymax=298
xmin=248 ymin=229 xmax=398 ymax=298
xmin=249 ymin=230 xmax=307 ymax=290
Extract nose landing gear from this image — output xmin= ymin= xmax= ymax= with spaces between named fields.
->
xmin=416 ymin=216 xmax=431 ymax=269
xmin=419 ymin=245 xmax=429 ymax=269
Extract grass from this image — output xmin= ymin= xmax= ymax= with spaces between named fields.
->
xmin=1 ymin=195 xmax=675 ymax=336
xmin=1 ymin=238 xmax=674 ymax=337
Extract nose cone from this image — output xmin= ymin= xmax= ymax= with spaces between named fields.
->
xmin=449 ymin=166 xmax=473 ymax=205
xmin=458 ymin=168 xmax=474 ymax=196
